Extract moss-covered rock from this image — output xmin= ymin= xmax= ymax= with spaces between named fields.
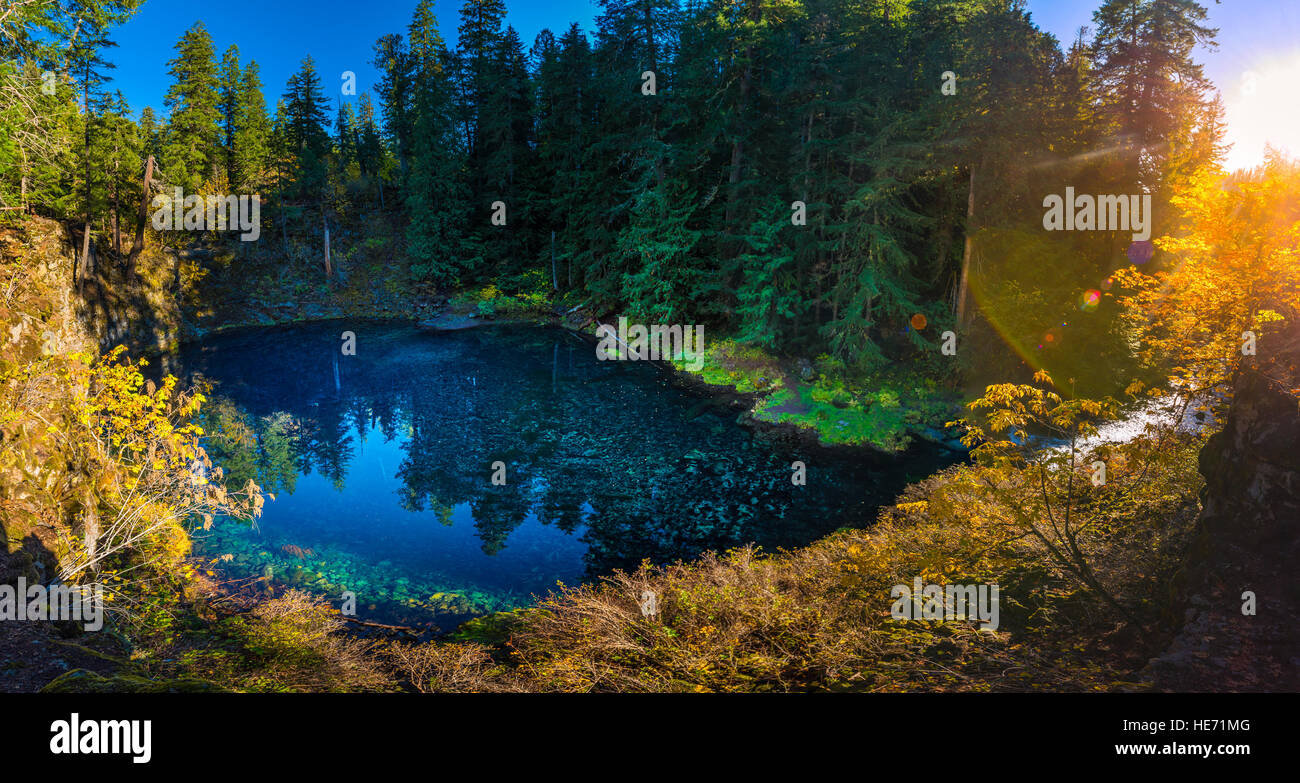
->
xmin=41 ymin=668 xmax=229 ymax=693
xmin=451 ymin=608 xmax=529 ymax=646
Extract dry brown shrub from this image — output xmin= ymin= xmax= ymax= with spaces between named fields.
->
xmin=384 ymin=640 xmax=504 ymax=692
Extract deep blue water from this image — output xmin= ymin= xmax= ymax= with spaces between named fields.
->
xmin=177 ymin=321 xmax=956 ymax=629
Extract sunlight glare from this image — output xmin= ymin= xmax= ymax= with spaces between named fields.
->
xmin=1224 ymin=54 xmax=1300 ymax=172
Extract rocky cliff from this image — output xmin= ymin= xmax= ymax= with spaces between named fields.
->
xmin=1144 ymin=308 xmax=1300 ymax=691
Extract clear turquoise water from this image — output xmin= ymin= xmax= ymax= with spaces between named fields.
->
xmin=179 ymin=321 xmax=957 ymax=630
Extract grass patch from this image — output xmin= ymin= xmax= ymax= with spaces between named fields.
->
xmin=669 ymin=339 xmax=959 ymax=450
xmin=449 ymin=278 xmax=552 ymax=319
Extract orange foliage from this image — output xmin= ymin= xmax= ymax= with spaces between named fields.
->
xmin=1118 ymin=154 xmax=1300 ymax=406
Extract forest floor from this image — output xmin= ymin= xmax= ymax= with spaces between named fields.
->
xmin=0 ymin=621 xmax=124 ymax=693
xmin=1144 ymin=567 xmax=1300 ymax=691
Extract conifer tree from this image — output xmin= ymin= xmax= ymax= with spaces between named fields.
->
xmin=231 ymin=61 xmax=271 ymax=192
xmin=405 ymin=0 xmax=470 ymax=284
xmin=163 ymin=22 xmax=222 ymax=193
xmin=219 ymin=45 xmax=241 ymax=179
xmin=280 ymin=56 xmax=332 ymax=204
xmin=1091 ymin=0 xmax=1218 ymax=193
xmin=372 ymin=33 xmax=414 ymax=177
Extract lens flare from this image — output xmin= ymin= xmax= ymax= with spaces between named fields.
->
xmin=910 ymin=313 xmax=928 ymax=330
xmin=1127 ymin=240 xmax=1154 ymax=265
xmin=1079 ymin=289 xmax=1101 ymax=311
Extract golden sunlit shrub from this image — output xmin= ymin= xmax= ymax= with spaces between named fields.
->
xmin=234 ymin=590 xmax=390 ymax=692
xmin=45 ymin=347 xmax=264 ymax=589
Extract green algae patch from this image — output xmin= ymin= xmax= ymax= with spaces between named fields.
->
xmin=451 ymin=608 xmax=531 ymax=645
xmin=669 ymin=339 xmax=959 ymax=451
xmin=195 ymin=519 xmax=517 ymax=631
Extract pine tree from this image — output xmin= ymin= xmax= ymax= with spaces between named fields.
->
xmin=532 ymin=24 xmax=594 ymax=291
xmin=91 ymin=91 xmax=142 ymax=259
xmin=405 ymin=0 xmax=470 ymax=285
xmin=577 ymin=0 xmax=683 ymax=304
xmin=280 ymin=56 xmax=332 ymax=204
xmin=163 ymin=22 xmax=223 ymax=193
xmin=1091 ymin=0 xmax=1218 ymax=193
xmin=219 ymin=45 xmax=241 ymax=179
xmin=372 ymin=33 xmax=414 ymax=177
xmin=355 ymin=91 xmax=386 ymax=199
xmin=734 ymin=198 xmax=802 ymax=348
xmin=618 ymin=177 xmax=704 ymax=323
xmin=231 ymin=61 xmax=270 ymax=192
xmin=455 ymin=0 xmax=507 ymax=199
xmin=486 ymin=25 xmax=536 ymax=279
xmin=68 ymin=6 xmax=128 ymax=284
xmin=138 ymin=105 xmax=162 ymax=161
xmin=335 ymin=101 xmax=359 ymax=177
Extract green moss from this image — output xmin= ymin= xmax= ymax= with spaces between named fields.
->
xmin=41 ymin=669 xmax=228 ymax=693
xmin=670 ymin=339 xmax=782 ymax=393
xmin=669 ymin=338 xmax=959 ymax=451
xmin=451 ymin=608 xmax=530 ymax=645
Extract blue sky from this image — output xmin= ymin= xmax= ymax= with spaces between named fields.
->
xmin=105 ymin=0 xmax=1299 ymax=171
xmin=108 ymin=0 xmax=598 ymax=116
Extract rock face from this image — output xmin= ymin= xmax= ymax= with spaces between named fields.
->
xmin=1144 ymin=309 xmax=1300 ymax=691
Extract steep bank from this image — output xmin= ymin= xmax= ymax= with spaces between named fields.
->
xmin=0 ymin=218 xmax=136 ymax=691
xmin=1143 ymin=309 xmax=1300 ymax=691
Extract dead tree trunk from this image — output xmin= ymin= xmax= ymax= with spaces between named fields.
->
xmin=78 ymin=221 xmax=91 ymax=292
xmin=322 ymin=212 xmax=332 ymax=278
xmin=127 ymin=155 xmax=154 ymax=275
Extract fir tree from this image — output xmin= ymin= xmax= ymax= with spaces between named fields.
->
xmin=163 ymin=22 xmax=223 ymax=193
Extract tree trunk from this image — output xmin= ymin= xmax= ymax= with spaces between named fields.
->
xmin=127 ymin=155 xmax=154 ymax=275
xmin=19 ymin=138 xmax=29 ymax=211
xmin=111 ymin=145 xmax=121 ymax=259
xmin=78 ymin=221 xmax=91 ymax=292
xmin=83 ymin=505 xmax=98 ymax=564
xmin=955 ymin=164 xmax=976 ymax=326
xmin=79 ymin=60 xmax=91 ymax=293
xmin=323 ymin=213 xmax=332 ymax=278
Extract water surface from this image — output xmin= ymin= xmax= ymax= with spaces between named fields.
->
xmin=179 ymin=321 xmax=956 ymax=629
